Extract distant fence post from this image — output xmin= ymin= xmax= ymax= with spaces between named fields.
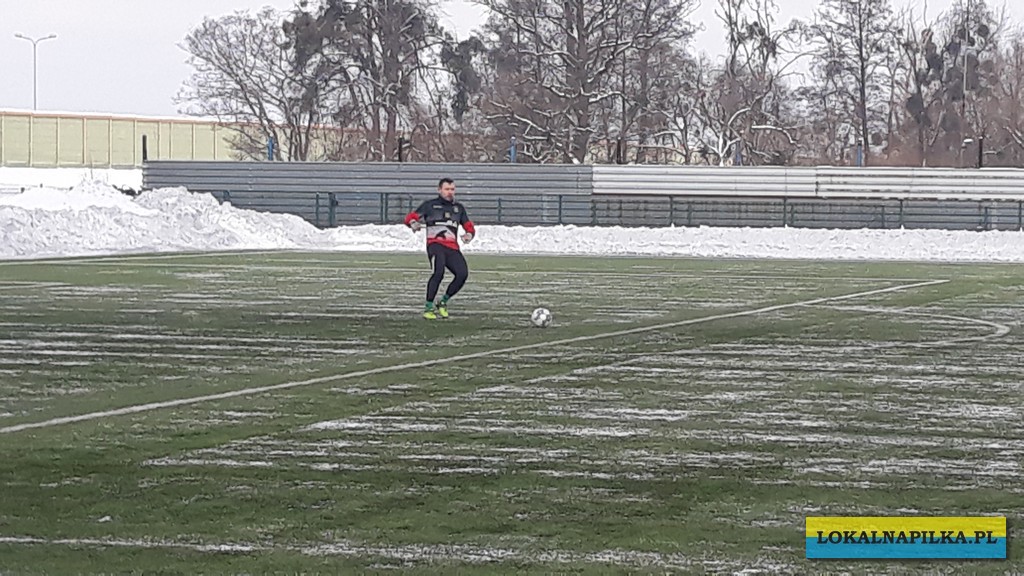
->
xmin=142 ymin=135 xmax=148 ymax=162
xmin=267 ymin=137 xmax=275 ymax=160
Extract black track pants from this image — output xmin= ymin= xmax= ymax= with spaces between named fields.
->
xmin=426 ymin=243 xmax=469 ymax=302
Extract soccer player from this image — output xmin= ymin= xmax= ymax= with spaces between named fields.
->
xmin=404 ymin=178 xmax=476 ymax=319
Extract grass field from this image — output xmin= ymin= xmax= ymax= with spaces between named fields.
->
xmin=0 ymin=250 xmax=1022 ymax=574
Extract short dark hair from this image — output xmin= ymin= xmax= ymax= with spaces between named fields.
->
xmin=438 ymin=177 xmax=455 ymax=188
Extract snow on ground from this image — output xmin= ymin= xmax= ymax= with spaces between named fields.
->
xmin=0 ymin=167 xmax=142 ymax=193
xmin=2 ymin=177 xmax=1024 ymax=262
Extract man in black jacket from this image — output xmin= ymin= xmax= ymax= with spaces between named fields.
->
xmin=404 ymin=178 xmax=476 ymax=319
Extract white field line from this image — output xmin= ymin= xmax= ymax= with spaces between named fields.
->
xmin=0 ymin=279 xmax=948 ymax=435
xmin=813 ymin=305 xmax=1013 ymax=348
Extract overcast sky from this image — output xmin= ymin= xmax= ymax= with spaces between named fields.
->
xmin=1 ymin=0 xmax=1019 ymax=118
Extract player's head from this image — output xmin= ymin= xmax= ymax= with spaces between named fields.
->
xmin=438 ymin=177 xmax=455 ymax=201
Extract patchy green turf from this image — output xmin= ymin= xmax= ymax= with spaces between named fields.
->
xmin=0 ymin=251 xmax=1021 ymax=574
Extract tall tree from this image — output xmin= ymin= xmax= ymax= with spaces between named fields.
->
xmin=807 ymin=0 xmax=899 ymax=165
xmin=894 ymin=0 xmax=1006 ymax=165
xmin=286 ymin=0 xmax=449 ymax=161
xmin=178 ymin=7 xmax=347 ymax=161
xmin=893 ymin=9 xmax=947 ymax=165
xmin=472 ymin=0 xmax=697 ymax=164
xmin=648 ymin=48 xmax=701 ymax=163
xmin=995 ymin=32 xmax=1024 ymax=164
xmin=601 ymin=0 xmax=698 ymax=164
xmin=689 ymin=0 xmax=805 ymax=166
xmin=947 ymin=0 xmax=1007 ymax=165
xmin=420 ymin=36 xmax=496 ymax=161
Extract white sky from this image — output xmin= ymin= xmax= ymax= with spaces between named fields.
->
xmin=0 ymin=0 xmax=1019 ymax=118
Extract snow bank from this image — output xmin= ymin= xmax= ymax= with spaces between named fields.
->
xmin=0 ymin=167 xmax=142 ymax=192
xmin=0 ymin=183 xmax=322 ymax=259
xmin=2 ymin=179 xmax=1024 ymax=262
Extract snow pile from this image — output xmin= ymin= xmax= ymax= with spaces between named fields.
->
xmin=2 ymin=180 xmax=1024 ymax=262
xmin=467 ymin=224 xmax=1024 ymax=262
xmin=0 ymin=180 xmax=153 ymax=215
xmin=0 ymin=183 xmax=324 ymax=259
xmin=0 ymin=167 xmax=142 ymax=192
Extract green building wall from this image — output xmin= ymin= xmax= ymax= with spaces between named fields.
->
xmin=0 ymin=110 xmax=238 ymax=168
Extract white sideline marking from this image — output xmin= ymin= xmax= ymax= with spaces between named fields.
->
xmin=816 ymin=305 xmax=1012 ymax=348
xmin=0 ymin=279 xmax=948 ymax=434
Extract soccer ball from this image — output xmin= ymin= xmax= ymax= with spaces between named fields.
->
xmin=531 ymin=307 xmax=553 ymax=328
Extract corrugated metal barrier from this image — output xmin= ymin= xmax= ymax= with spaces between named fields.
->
xmin=143 ymin=161 xmax=1024 ymax=231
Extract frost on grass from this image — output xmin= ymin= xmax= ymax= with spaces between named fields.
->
xmin=152 ymin=304 xmax=1023 ymax=500
xmin=5 ymin=246 xmax=1023 ymax=572
xmin=0 ymin=534 xmax=803 ymax=573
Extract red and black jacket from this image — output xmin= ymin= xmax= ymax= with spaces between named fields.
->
xmin=405 ymin=195 xmax=475 ymax=251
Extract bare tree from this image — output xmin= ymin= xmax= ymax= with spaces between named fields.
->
xmin=602 ymin=0 xmax=698 ymax=164
xmin=472 ymin=0 xmax=697 ymax=164
xmin=790 ymin=83 xmax=852 ymax=164
xmin=689 ymin=0 xmax=806 ymax=166
xmin=403 ymin=45 xmax=498 ymax=162
xmin=649 ymin=50 xmax=702 ymax=163
xmin=806 ymin=0 xmax=899 ymax=165
xmin=474 ymin=0 xmax=628 ymax=163
xmin=177 ymin=7 xmax=347 ymax=160
xmin=952 ymin=0 xmax=1010 ymax=165
xmin=287 ymin=0 xmax=450 ymax=161
xmin=419 ymin=36 xmax=500 ymax=161
xmin=893 ymin=0 xmax=1007 ymax=166
xmin=893 ymin=9 xmax=947 ymax=165
xmin=999 ymin=33 xmax=1024 ymax=157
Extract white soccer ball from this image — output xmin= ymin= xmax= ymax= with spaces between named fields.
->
xmin=531 ymin=307 xmax=553 ymax=328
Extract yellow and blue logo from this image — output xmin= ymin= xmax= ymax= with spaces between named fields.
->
xmin=806 ymin=516 xmax=1006 ymax=559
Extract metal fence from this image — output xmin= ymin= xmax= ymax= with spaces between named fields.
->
xmin=144 ymin=160 xmax=592 ymax=195
xmin=202 ymin=190 xmax=594 ymax=227
xmin=146 ymin=161 xmax=593 ymax=226
xmin=588 ymin=195 xmax=1024 ymax=230
xmin=592 ymin=165 xmax=1024 ymax=200
xmin=143 ymin=161 xmax=1024 ymax=231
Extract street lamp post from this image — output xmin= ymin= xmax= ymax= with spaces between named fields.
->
xmin=14 ymin=33 xmax=57 ymax=110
